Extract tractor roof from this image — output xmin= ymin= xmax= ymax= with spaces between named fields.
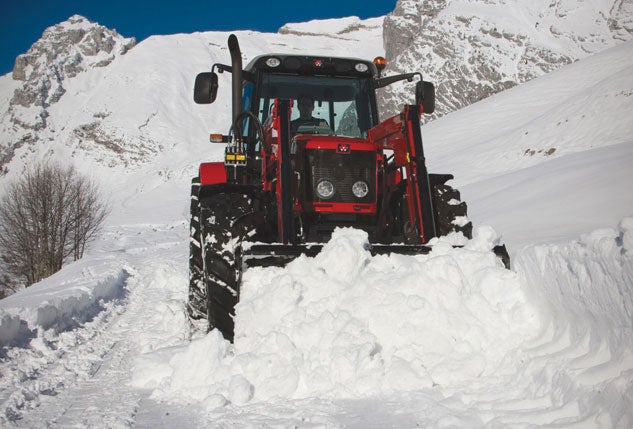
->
xmin=244 ymin=54 xmax=378 ymax=78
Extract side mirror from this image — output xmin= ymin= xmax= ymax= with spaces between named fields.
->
xmin=416 ymin=81 xmax=435 ymax=114
xmin=193 ymin=72 xmax=218 ymax=104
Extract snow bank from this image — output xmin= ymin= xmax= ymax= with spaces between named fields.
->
xmin=517 ymin=219 xmax=633 ymax=349
xmin=137 ymin=227 xmax=540 ymax=408
xmin=0 ymin=255 xmax=128 ymax=347
xmin=511 ymin=217 xmax=633 ymax=427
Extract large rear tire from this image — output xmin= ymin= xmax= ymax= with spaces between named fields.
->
xmin=198 ymin=192 xmax=259 ymax=342
xmin=187 ymin=177 xmax=206 ymax=321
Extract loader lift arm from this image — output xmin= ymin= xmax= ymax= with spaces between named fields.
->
xmin=369 ymin=104 xmax=436 ymax=244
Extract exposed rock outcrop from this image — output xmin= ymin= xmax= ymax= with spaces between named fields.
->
xmin=380 ymin=0 xmax=633 ymax=120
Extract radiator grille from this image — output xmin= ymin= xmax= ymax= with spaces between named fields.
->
xmin=306 ymin=150 xmax=375 ymax=203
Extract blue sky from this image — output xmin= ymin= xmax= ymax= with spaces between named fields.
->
xmin=0 ymin=0 xmax=397 ymax=76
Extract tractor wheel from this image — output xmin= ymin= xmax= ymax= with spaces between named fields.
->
xmin=198 ymin=192 xmax=258 ymax=342
xmin=187 ymin=177 xmax=206 ymax=320
xmin=430 ymin=178 xmax=473 ymax=239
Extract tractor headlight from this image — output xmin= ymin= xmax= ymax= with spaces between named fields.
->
xmin=265 ymin=57 xmax=281 ymax=68
xmin=355 ymin=63 xmax=369 ymax=73
xmin=352 ymin=180 xmax=369 ymax=198
xmin=316 ymin=180 xmax=335 ymax=199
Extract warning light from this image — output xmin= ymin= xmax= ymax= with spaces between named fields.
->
xmin=373 ymin=56 xmax=387 ymax=75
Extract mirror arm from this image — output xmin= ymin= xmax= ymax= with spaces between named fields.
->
xmin=211 ymin=63 xmax=255 ymax=82
xmin=374 ymin=72 xmax=422 ymax=89
xmin=213 ymin=63 xmax=231 ymax=73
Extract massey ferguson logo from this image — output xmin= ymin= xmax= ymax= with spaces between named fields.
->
xmin=337 ymin=143 xmax=351 ymax=154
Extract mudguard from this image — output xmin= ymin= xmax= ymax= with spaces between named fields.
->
xmin=199 ymin=162 xmax=226 ymax=185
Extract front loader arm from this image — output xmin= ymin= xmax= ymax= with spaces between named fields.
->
xmin=262 ymin=98 xmax=295 ymax=244
xmin=369 ymin=105 xmax=437 ymax=243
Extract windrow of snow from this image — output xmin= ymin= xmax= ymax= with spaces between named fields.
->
xmin=0 ymin=254 xmax=128 ymax=347
xmin=508 ymin=218 xmax=633 ymax=427
xmin=134 ymin=227 xmax=540 ymax=408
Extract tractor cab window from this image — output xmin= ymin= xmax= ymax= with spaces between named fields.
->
xmin=242 ymin=82 xmax=253 ymax=113
xmin=239 ymin=82 xmax=254 ymax=137
xmin=255 ymin=74 xmax=375 ymax=138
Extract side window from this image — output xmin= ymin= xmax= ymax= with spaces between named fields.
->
xmin=242 ymin=82 xmax=253 ymax=111
xmin=257 ymin=97 xmax=267 ymax=123
xmin=240 ymin=83 xmax=254 ymax=137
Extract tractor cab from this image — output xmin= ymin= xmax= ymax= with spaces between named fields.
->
xmin=192 ymin=38 xmax=440 ymax=244
xmin=244 ymin=56 xmax=380 ymax=141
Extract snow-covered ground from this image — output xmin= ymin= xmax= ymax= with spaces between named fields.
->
xmin=0 ymin=32 xmax=632 ymax=429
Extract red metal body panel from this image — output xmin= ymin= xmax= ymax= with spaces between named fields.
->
xmin=199 ymin=162 xmax=226 ymax=185
xmin=297 ymin=136 xmax=379 ymax=214
xmin=308 ymin=202 xmax=376 ymax=213
xmin=261 ymin=98 xmax=294 ymax=243
xmin=368 ymin=113 xmax=409 ymax=166
xmin=300 ymin=135 xmax=376 ymax=152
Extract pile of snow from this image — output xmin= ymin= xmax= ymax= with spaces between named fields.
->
xmin=130 ymin=220 xmax=632 ymax=427
xmin=138 ymin=227 xmax=537 ymax=406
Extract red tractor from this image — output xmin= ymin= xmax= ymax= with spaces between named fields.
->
xmin=189 ymin=35 xmax=509 ymax=341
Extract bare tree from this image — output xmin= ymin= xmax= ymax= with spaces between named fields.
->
xmin=0 ymin=162 xmax=108 ymax=292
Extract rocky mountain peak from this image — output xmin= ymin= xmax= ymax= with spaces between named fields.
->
xmin=0 ymin=15 xmax=135 ymax=172
xmin=9 ymin=15 xmax=135 ymax=125
xmin=12 ymin=15 xmax=134 ymax=83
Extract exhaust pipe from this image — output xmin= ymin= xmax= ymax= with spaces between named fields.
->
xmin=228 ymin=34 xmax=243 ymax=128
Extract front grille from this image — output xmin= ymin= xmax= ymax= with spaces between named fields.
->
xmin=306 ymin=150 xmax=375 ymax=203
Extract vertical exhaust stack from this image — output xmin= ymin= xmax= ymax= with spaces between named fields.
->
xmin=228 ymin=34 xmax=243 ymax=128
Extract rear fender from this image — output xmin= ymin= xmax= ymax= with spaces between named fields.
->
xmin=199 ymin=162 xmax=226 ymax=185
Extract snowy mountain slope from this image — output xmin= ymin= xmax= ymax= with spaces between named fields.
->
xmin=0 ymin=25 xmax=632 ymax=427
xmin=381 ymin=0 xmax=633 ymax=119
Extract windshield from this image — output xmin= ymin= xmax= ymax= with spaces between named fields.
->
xmin=255 ymin=74 xmax=375 ymax=138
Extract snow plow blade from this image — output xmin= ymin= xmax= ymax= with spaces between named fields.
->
xmin=243 ymin=243 xmax=510 ymax=269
